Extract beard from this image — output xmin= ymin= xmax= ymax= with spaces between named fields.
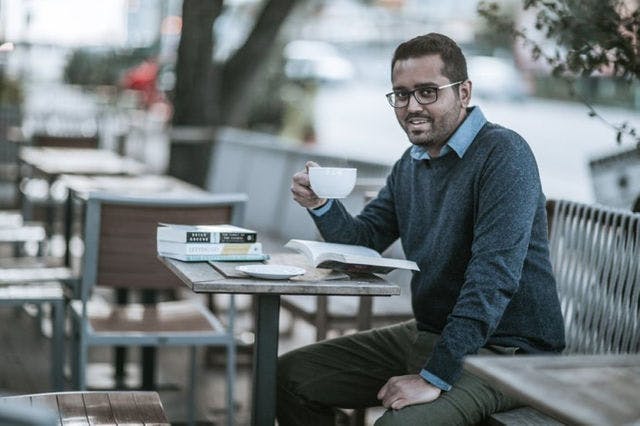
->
xmin=400 ymin=102 xmax=463 ymax=151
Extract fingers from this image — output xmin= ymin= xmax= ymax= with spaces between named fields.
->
xmin=377 ymin=377 xmax=399 ymax=409
xmin=291 ymin=161 xmax=326 ymax=209
xmin=391 ymin=398 xmax=408 ymax=410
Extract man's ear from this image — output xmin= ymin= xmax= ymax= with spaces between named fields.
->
xmin=459 ymin=80 xmax=472 ymax=107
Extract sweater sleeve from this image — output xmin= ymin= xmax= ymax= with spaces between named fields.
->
xmin=309 ymin=163 xmax=401 ymax=254
xmin=424 ymin=131 xmax=542 ymax=384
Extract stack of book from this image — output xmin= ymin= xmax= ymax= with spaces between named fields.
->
xmin=157 ymin=223 xmax=269 ymax=262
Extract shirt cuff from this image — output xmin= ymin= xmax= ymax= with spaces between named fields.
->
xmin=308 ymin=199 xmax=333 ymax=216
xmin=419 ymin=368 xmax=452 ymax=392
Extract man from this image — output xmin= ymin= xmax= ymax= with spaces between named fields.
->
xmin=279 ymin=33 xmax=565 ymax=425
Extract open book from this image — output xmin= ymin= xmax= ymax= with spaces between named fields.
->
xmin=285 ymin=239 xmax=419 ymax=274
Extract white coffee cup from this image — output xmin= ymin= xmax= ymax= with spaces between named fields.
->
xmin=308 ymin=167 xmax=357 ymax=199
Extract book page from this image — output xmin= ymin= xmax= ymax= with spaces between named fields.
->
xmin=287 ymin=239 xmax=380 ymax=262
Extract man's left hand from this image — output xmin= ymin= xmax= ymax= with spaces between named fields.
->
xmin=377 ymin=374 xmax=442 ymax=410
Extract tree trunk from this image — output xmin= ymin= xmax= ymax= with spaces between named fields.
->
xmin=172 ymin=0 xmax=222 ymax=126
xmin=221 ymin=0 xmax=299 ymax=127
xmin=169 ymin=0 xmax=222 ymax=187
xmin=169 ymin=0 xmax=301 ymax=186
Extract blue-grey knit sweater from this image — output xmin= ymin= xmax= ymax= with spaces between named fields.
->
xmin=311 ymin=121 xmax=566 ymax=385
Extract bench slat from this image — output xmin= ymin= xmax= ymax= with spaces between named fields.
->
xmin=58 ymin=393 xmax=88 ymax=425
xmin=82 ymin=392 xmax=116 ymax=425
xmin=488 ymin=407 xmax=563 ymax=425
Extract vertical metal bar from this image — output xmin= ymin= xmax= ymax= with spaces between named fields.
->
xmin=227 ymin=295 xmax=236 ymax=426
xmin=188 ymin=346 xmax=197 ymax=426
xmin=114 ymin=288 xmax=128 ymax=388
xmin=51 ymin=299 xmax=64 ymax=391
xmin=141 ymin=289 xmax=158 ymax=390
xmin=251 ymin=294 xmax=280 ymax=426
xmin=63 ymin=188 xmax=73 ymax=267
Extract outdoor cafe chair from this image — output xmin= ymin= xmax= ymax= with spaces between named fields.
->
xmin=69 ymin=191 xmax=247 ymax=425
xmin=0 ymin=214 xmax=71 ymax=391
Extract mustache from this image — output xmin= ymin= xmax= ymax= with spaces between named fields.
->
xmin=405 ymin=113 xmax=433 ymax=122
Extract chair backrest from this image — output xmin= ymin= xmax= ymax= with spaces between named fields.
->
xmin=31 ymin=134 xmax=100 ymax=149
xmin=80 ymin=192 xmax=248 ymax=301
xmin=547 ymin=199 xmax=640 ymax=354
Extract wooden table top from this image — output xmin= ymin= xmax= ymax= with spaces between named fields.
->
xmin=0 ymin=391 xmax=169 ymax=425
xmin=159 ymin=252 xmax=402 ymax=296
xmin=60 ymin=174 xmax=208 ymax=198
xmin=19 ymin=147 xmax=148 ymax=176
xmin=464 ymin=353 xmax=640 ymax=425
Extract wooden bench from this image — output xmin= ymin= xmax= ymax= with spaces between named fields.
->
xmin=486 ymin=199 xmax=640 ymax=425
xmin=0 ymin=391 xmax=169 ymax=425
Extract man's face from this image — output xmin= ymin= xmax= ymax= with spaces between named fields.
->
xmin=391 ymin=54 xmax=470 ymax=154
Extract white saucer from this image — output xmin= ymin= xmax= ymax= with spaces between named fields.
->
xmin=235 ymin=264 xmax=306 ymax=280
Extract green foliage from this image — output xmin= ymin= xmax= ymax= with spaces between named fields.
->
xmin=479 ymin=0 xmax=640 ymax=79
xmin=478 ymin=0 xmax=640 ymax=146
xmin=63 ymin=46 xmax=157 ymax=87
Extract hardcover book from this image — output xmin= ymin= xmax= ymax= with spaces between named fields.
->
xmin=284 ymin=239 xmax=419 ymax=274
xmin=157 ymin=223 xmax=257 ymax=244
xmin=158 ymin=252 xmax=270 ymax=262
xmin=157 ymin=241 xmax=263 ymax=256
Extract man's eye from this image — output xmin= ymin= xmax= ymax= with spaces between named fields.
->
xmin=418 ymin=88 xmax=437 ymax=97
xmin=395 ymin=91 xmax=409 ymax=100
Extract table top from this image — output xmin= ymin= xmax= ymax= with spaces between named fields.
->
xmin=0 ymin=391 xmax=169 ymax=425
xmin=60 ymin=174 xmax=208 ymax=198
xmin=464 ymin=353 xmax=640 ymax=425
xmin=19 ymin=147 xmax=147 ymax=176
xmin=159 ymin=252 xmax=402 ymax=296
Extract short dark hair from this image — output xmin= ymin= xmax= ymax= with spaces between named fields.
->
xmin=391 ymin=33 xmax=468 ymax=84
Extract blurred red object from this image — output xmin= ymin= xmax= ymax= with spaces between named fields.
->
xmin=122 ymin=59 xmax=161 ymax=108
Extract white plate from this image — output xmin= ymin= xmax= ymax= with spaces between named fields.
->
xmin=235 ymin=264 xmax=306 ymax=280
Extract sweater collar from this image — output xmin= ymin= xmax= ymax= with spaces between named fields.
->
xmin=410 ymin=106 xmax=487 ymax=161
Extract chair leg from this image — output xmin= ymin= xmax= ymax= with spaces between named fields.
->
xmin=188 ymin=346 xmax=197 ymax=426
xmin=50 ymin=299 xmax=64 ymax=391
xmin=70 ymin=315 xmax=79 ymax=388
xmin=71 ymin=317 xmax=88 ymax=390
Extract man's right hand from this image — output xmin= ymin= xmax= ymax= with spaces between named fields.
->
xmin=291 ymin=161 xmax=328 ymax=209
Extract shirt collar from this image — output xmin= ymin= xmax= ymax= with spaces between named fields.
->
xmin=410 ymin=106 xmax=487 ymax=161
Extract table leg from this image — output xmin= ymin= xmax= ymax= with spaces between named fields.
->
xmin=251 ymin=294 xmax=280 ymax=426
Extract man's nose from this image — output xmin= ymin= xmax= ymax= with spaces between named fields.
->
xmin=407 ymin=93 xmax=423 ymax=111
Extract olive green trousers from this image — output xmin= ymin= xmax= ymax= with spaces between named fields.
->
xmin=277 ymin=320 xmax=521 ymax=426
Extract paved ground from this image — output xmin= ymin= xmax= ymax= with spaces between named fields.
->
xmin=0 ymin=294 xmax=329 ymax=425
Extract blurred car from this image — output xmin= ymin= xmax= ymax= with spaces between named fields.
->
xmin=467 ymin=55 xmax=530 ymax=101
xmin=283 ymin=40 xmax=355 ymax=84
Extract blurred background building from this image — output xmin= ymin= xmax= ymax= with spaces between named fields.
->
xmin=0 ymin=0 xmax=638 ymax=207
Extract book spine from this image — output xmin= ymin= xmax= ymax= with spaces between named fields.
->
xmin=158 ymin=242 xmax=262 ymax=255
xmin=159 ymin=252 xmax=269 ymax=262
xmin=162 ymin=230 xmax=257 ymax=243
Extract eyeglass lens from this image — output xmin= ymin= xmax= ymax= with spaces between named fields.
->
xmin=388 ymin=87 xmax=438 ymax=107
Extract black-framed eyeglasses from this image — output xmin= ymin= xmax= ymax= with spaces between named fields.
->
xmin=385 ymin=81 xmax=464 ymax=108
